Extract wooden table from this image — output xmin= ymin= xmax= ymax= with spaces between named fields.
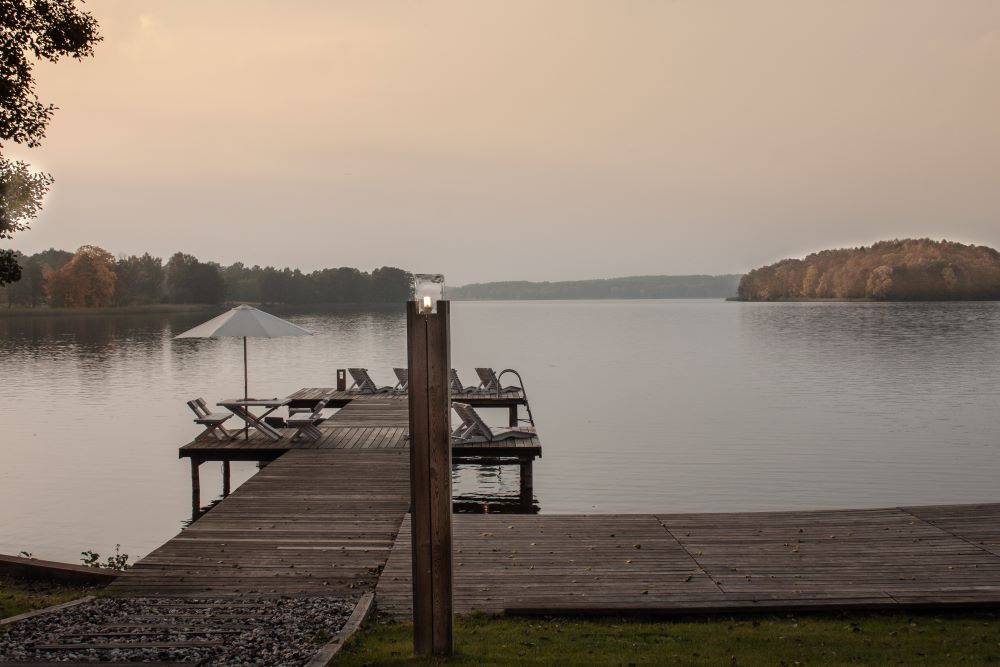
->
xmin=218 ymin=398 xmax=290 ymax=441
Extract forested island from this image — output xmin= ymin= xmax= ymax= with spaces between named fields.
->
xmin=448 ymin=275 xmax=741 ymax=300
xmin=738 ymin=239 xmax=1000 ymax=301
xmin=1 ymin=246 xmax=411 ymax=310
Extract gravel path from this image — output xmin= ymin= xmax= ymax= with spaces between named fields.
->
xmin=0 ymin=596 xmax=354 ymax=665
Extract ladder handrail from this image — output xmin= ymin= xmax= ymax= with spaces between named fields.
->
xmin=496 ymin=368 xmax=535 ymax=427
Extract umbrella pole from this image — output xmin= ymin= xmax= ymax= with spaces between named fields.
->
xmin=244 ymin=336 xmax=249 ymax=441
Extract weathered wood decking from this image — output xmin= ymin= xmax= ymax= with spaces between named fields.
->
xmin=287 ymin=387 xmax=526 ymax=408
xmin=106 ymin=386 xmax=1000 ymax=617
xmin=376 ymin=505 xmax=1000 ymax=616
xmin=180 ymin=393 xmax=542 ymax=463
xmin=110 ymin=448 xmax=410 ymax=598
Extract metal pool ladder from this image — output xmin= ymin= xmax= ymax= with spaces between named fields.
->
xmin=496 ymin=368 xmax=535 ymax=427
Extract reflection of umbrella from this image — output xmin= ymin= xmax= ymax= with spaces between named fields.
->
xmin=174 ymin=304 xmax=313 ymax=400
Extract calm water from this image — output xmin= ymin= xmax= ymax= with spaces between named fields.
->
xmin=1 ymin=300 xmax=999 ymax=563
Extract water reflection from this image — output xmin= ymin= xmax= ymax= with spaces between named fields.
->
xmin=3 ymin=301 xmax=1000 ymax=563
xmin=452 ymin=463 xmax=539 ymax=514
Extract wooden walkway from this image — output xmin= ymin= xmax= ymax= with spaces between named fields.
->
xmin=110 ymin=448 xmax=410 ymax=598
xmin=115 ymin=393 xmax=540 ymax=599
xmin=111 ymin=386 xmax=1000 ymax=619
xmin=377 ymin=504 xmax=1000 ymax=616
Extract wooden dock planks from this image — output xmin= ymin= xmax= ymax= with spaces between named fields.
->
xmin=179 ymin=395 xmax=541 ymax=461
xmin=377 ymin=505 xmax=1000 ymax=617
xmin=165 ymin=389 xmax=1000 ymax=618
xmin=110 ymin=449 xmax=410 ymax=598
xmin=287 ymin=387 xmax=526 ymax=406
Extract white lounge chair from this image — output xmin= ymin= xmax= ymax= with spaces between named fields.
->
xmin=393 ymin=368 xmax=408 ymax=391
xmin=348 ymin=368 xmax=392 ymax=393
xmin=451 ymin=402 xmax=535 ymax=443
xmin=449 ymin=369 xmax=480 ymax=394
xmin=475 ymin=368 xmax=521 ymax=393
xmin=187 ymin=398 xmax=237 ymax=441
xmin=287 ymin=399 xmax=329 ymax=442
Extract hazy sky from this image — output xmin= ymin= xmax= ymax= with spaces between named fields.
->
xmin=5 ymin=1 xmax=1000 ymax=284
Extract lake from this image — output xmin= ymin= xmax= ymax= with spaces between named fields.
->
xmin=1 ymin=300 xmax=998 ymax=564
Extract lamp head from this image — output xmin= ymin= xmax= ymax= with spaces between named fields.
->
xmin=411 ymin=273 xmax=445 ymax=315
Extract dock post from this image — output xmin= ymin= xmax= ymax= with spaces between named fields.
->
xmin=519 ymin=458 xmax=534 ymax=508
xmin=407 ymin=298 xmax=453 ymax=657
xmin=222 ymin=460 xmax=231 ymax=498
xmin=190 ymin=458 xmax=202 ymax=520
xmin=508 ymin=404 xmax=518 ymax=427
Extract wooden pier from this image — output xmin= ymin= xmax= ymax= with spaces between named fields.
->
xmin=110 ymin=448 xmax=410 ymax=598
xmin=180 ymin=391 xmax=540 ymax=520
xmin=377 ymin=505 xmax=1000 ymax=616
xmin=106 ymin=386 xmax=1000 ymax=616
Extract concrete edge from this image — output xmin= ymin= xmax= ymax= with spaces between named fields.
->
xmin=0 ymin=595 xmax=96 ymax=627
xmin=305 ymin=592 xmax=375 ymax=667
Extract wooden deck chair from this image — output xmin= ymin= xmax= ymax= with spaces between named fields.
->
xmin=393 ymin=368 xmax=408 ymax=391
xmin=187 ymin=397 xmax=236 ymax=441
xmin=474 ymin=367 xmax=521 ymax=393
xmin=287 ymin=399 xmax=329 ymax=442
xmin=449 ymin=369 xmax=479 ymax=394
xmin=347 ymin=368 xmax=391 ymax=393
xmin=452 ymin=402 xmax=535 ymax=442
xmin=451 ymin=401 xmax=478 ymax=440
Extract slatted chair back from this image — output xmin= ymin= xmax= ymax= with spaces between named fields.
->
xmin=187 ymin=398 xmax=209 ymax=419
xmin=453 ymin=402 xmax=493 ymax=441
xmin=348 ymin=368 xmax=378 ymax=392
xmin=393 ymin=368 xmax=408 ymax=390
xmin=451 ymin=402 xmax=478 ymax=440
xmin=475 ymin=367 xmax=499 ymax=392
xmin=449 ymin=369 xmax=465 ymax=394
xmin=309 ymin=399 xmax=330 ymax=419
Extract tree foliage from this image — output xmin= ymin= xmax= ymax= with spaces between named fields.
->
xmin=4 ymin=249 xmax=41 ymax=305
xmin=45 ymin=244 xmax=116 ymax=306
xmin=165 ymin=252 xmax=225 ymax=305
xmin=738 ymin=239 xmax=1000 ymax=301
xmin=2 ymin=246 xmax=412 ymax=308
xmin=0 ymin=0 xmax=101 ymax=283
xmin=0 ymin=0 xmax=101 ymax=148
xmin=0 ymin=247 xmax=19 ymax=284
xmin=0 ymin=157 xmax=52 ymax=233
xmin=113 ymin=252 xmax=164 ymax=305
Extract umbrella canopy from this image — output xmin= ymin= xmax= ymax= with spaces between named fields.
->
xmin=175 ymin=304 xmax=313 ymax=401
xmin=175 ymin=304 xmax=312 ymax=339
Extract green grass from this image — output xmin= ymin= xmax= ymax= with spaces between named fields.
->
xmin=335 ymin=611 xmax=1000 ymax=666
xmin=0 ymin=577 xmax=93 ymax=620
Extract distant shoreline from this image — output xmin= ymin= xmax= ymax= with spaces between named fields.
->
xmin=0 ymin=304 xmax=217 ymax=318
xmin=0 ymin=302 xmax=409 ymax=318
xmin=448 ymin=274 xmax=742 ymax=300
xmin=727 ymin=297 xmax=1000 ymax=302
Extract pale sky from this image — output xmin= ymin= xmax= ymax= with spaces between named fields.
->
xmin=5 ymin=1 xmax=1000 ymax=284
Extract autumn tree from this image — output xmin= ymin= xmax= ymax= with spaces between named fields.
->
xmin=45 ymin=245 xmax=116 ymax=307
xmin=738 ymin=239 xmax=1000 ymax=301
xmin=0 ymin=0 xmax=101 ymax=284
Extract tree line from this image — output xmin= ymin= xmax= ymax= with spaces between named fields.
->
xmin=738 ymin=239 xmax=1000 ymax=301
xmin=448 ymin=275 xmax=742 ymax=300
xmin=2 ymin=246 xmax=412 ymax=308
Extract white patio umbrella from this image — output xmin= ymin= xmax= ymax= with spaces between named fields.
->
xmin=174 ymin=304 xmax=313 ymax=400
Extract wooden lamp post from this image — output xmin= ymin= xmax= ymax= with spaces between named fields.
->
xmin=406 ymin=274 xmax=453 ymax=656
